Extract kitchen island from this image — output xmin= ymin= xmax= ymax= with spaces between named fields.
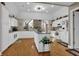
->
xmin=34 ymin=32 xmax=50 ymax=52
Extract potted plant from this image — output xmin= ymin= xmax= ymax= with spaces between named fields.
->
xmin=40 ymin=36 xmax=51 ymax=44
xmin=39 ymin=36 xmax=52 ymax=52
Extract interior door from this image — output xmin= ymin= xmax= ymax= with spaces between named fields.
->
xmin=74 ymin=11 xmax=79 ymax=48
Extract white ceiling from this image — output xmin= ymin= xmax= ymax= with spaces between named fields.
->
xmin=5 ymin=2 xmax=66 ymax=14
xmin=46 ymin=2 xmax=75 ymax=6
xmin=4 ymin=2 xmax=74 ymax=20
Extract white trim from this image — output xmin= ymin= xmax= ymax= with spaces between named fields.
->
xmin=69 ymin=7 xmax=79 ymax=49
xmin=71 ymin=7 xmax=79 ymax=12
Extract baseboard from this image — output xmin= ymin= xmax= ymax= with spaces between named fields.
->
xmin=0 ymin=52 xmax=2 ymax=56
xmin=68 ymin=45 xmax=74 ymax=49
xmin=66 ymin=49 xmax=79 ymax=56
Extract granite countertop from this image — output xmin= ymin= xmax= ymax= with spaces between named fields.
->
xmin=36 ymin=32 xmax=50 ymax=34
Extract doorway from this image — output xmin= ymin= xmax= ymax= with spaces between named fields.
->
xmin=73 ymin=10 xmax=79 ymax=49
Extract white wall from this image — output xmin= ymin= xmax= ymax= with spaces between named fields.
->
xmin=1 ymin=5 xmax=10 ymax=52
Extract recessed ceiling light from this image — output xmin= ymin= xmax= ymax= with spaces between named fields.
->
xmin=26 ymin=2 xmax=30 ymax=5
xmin=51 ymin=5 xmax=54 ymax=7
xmin=34 ymin=5 xmax=45 ymax=11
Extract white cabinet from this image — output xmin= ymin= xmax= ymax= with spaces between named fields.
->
xmin=34 ymin=32 xmax=50 ymax=52
xmin=18 ymin=31 xmax=34 ymax=38
xmin=59 ymin=31 xmax=69 ymax=43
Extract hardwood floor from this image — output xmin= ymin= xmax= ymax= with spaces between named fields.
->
xmin=50 ymin=40 xmax=73 ymax=56
xmin=2 ymin=38 xmax=73 ymax=56
xmin=2 ymin=38 xmax=50 ymax=56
